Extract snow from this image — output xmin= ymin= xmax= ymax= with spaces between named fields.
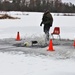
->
xmin=0 ymin=52 xmax=75 ymax=75
xmin=0 ymin=11 xmax=75 ymax=39
xmin=0 ymin=11 xmax=75 ymax=75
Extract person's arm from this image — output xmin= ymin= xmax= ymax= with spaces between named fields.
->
xmin=40 ymin=15 xmax=44 ymax=26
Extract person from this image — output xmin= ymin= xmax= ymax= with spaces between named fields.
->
xmin=40 ymin=10 xmax=53 ymax=41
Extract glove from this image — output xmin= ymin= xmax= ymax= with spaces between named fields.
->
xmin=40 ymin=24 xmax=42 ymax=26
xmin=40 ymin=22 xmax=42 ymax=26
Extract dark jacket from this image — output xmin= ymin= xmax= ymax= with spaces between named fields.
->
xmin=41 ymin=12 xmax=53 ymax=27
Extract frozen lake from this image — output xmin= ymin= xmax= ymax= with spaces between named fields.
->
xmin=0 ymin=11 xmax=75 ymax=39
xmin=0 ymin=11 xmax=75 ymax=75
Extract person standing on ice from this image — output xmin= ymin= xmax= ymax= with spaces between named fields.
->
xmin=40 ymin=10 xmax=53 ymax=41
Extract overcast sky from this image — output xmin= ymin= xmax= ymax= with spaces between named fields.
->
xmin=62 ymin=0 xmax=75 ymax=5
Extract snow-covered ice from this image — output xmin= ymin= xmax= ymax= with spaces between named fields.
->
xmin=0 ymin=52 xmax=75 ymax=75
xmin=0 ymin=11 xmax=75 ymax=75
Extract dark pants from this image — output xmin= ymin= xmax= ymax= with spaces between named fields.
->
xmin=43 ymin=24 xmax=51 ymax=40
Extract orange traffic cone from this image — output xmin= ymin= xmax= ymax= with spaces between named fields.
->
xmin=16 ymin=32 xmax=21 ymax=41
xmin=73 ymin=39 xmax=75 ymax=48
xmin=47 ymin=39 xmax=55 ymax=51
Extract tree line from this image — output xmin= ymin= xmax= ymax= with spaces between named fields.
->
xmin=0 ymin=0 xmax=75 ymax=13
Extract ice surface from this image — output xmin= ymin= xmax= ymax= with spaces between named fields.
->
xmin=0 ymin=11 xmax=75 ymax=75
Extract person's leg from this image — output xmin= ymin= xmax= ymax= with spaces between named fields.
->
xmin=46 ymin=31 xmax=49 ymax=40
xmin=43 ymin=25 xmax=50 ymax=41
